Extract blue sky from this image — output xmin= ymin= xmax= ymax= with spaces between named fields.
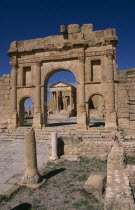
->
xmin=0 ymin=0 xmax=135 ymax=78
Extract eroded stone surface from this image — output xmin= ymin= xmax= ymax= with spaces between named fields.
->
xmin=104 ymin=141 xmax=135 ymax=210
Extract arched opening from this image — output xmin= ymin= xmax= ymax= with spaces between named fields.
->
xmin=19 ymin=97 xmax=33 ymax=126
xmin=88 ymin=94 xmax=105 ymax=127
xmin=44 ymin=70 xmax=77 ymax=127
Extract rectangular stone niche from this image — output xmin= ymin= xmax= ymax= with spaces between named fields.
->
xmin=23 ymin=66 xmax=31 ymax=86
xmin=91 ymin=60 xmax=101 ymax=82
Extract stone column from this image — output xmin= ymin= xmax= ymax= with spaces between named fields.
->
xmin=54 ymin=91 xmax=57 ymax=111
xmin=105 ymin=52 xmax=117 ymax=129
xmin=77 ymin=56 xmax=87 ymax=129
xmin=33 ymin=61 xmax=42 ymax=129
xmin=70 ymin=92 xmax=73 ymax=110
xmin=8 ymin=60 xmax=18 ymax=129
xmin=56 ymin=91 xmax=58 ymax=111
xmin=50 ymin=132 xmax=59 ymax=160
xmin=56 ymin=91 xmax=60 ymax=112
xmin=20 ymin=128 xmax=42 ymax=186
xmin=41 ymin=85 xmax=45 ymax=125
xmin=63 ymin=91 xmax=66 ymax=110
xmin=51 ymin=92 xmax=55 ymax=111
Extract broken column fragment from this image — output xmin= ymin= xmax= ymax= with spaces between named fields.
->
xmin=20 ymin=128 xmax=42 ymax=185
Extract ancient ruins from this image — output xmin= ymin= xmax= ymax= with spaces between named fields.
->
xmin=48 ymin=81 xmax=76 ymax=117
xmin=0 ymin=23 xmax=135 ymax=133
xmin=0 ymin=23 xmax=124 ymax=130
xmin=0 ymin=24 xmax=135 ymax=209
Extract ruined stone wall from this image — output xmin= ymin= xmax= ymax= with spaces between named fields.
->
xmin=118 ymin=69 xmax=135 ymax=133
xmin=120 ymin=142 xmax=135 ymax=157
xmin=0 ymin=75 xmax=11 ymax=128
xmin=56 ymin=138 xmax=135 ymax=159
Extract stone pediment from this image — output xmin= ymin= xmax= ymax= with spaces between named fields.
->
xmin=49 ymin=82 xmax=72 ymax=88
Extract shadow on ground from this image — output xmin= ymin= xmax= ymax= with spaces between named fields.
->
xmin=11 ymin=203 xmax=32 ymax=210
xmin=48 ymin=122 xmax=77 ymax=127
xmin=42 ymin=168 xmax=66 ymax=180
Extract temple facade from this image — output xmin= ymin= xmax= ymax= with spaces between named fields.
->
xmin=48 ymin=82 xmax=76 ymax=116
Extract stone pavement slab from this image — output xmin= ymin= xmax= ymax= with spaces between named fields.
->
xmin=0 ymin=139 xmax=49 ymax=194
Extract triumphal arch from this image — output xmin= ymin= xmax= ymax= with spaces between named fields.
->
xmin=7 ymin=24 xmax=118 ymax=130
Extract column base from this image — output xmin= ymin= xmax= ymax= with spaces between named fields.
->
xmin=8 ymin=113 xmax=18 ymax=130
xmin=105 ymin=111 xmax=117 ymax=130
xmin=50 ymin=155 xmax=59 ymax=161
xmin=33 ymin=112 xmax=42 ymax=129
xmin=77 ymin=111 xmax=87 ymax=130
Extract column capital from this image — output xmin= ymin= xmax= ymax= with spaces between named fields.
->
xmin=35 ymin=60 xmax=41 ymax=67
xmin=78 ymin=56 xmax=85 ymax=63
xmin=104 ymin=49 xmax=116 ymax=59
xmin=10 ymin=59 xmax=18 ymax=69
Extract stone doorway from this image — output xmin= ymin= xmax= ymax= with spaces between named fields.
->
xmin=88 ymin=94 xmax=105 ymax=127
xmin=44 ymin=70 xmax=77 ymax=127
xmin=19 ymin=97 xmax=33 ymax=127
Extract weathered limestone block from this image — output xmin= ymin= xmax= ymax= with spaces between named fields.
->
xmin=105 ymin=28 xmax=116 ymax=36
xmin=129 ymin=105 xmax=135 ymax=110
xmin=118 ymin=108 xmax=129 ymax=113
xmin=118 ymin=97 xmax=129 ymax=103
xmin=107 ymin=141 xmax=126 ymax=171
xmin=84 ymin=172 xmax=106 ymax=202
xmin=118 ymin=118 xmax=129 ymax=129
xmin=67 ymin=24 xmax=80 ymax=34
xmin=130 ymin=109 xmax=135 ymax=114
xmin=118 ymin=113 xmax=129 ymax=118
xmin=81 ymin=24 xmax=93 ymax=33
xmin=130 ymin=114 xmax=135 ymax=120
xmin=20 ymin=128 xmax=42 ymax=186
xmin=130 ymin=124 xmax=135 ymax=130
xmin=59 ymin=135 xmax=82 ymax=145
xmin=119 ymin=103 xmax=129 ymax=108
xmin=60 ymin=25 xmax=67 ymax=33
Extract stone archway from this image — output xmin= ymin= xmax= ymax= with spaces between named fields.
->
xmin=19 ymin=97 xmax=34 ymax=126
xmin=42 ymin=68 xmax=77 ymax=127
xmin=88 ymin=94 xmax=105 ymax=127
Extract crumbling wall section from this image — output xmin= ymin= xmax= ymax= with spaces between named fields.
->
xmin=0 ymin=74 xmax=11 ymax=128
xmin=118 ymin=69 xmax=135 ymax=133
xmin=55 ymin=137 xmax=135 ymax=159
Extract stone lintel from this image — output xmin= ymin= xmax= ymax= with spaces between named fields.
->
xmin=17 ymin=53 xmax=84 ymax=65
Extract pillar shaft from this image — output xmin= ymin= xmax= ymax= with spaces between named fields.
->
xmin=11 ymin=63 xmax=17 ymax=113
xmin=77 ymin=56 xmax=87 ymax=129
xmin=106 ymin=54 xmax=115 ymax=112
xmin=35 ymin=62 xmax=41 ymax=113
xmin=79 ymin=57 xmax=85 ymax=111
xmin=50 ymin=132 xmax=58 ymax=160
xmin=8 ymin=60 xmax=18 ymax=130
xmin=105 ymin=52 xmax=117 ymax=129
xmin=33 ymin=62 xmax=42 ymax=129
xmin=63 ymin=91 xmax=66 ymax=110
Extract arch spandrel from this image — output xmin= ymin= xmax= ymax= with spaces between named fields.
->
xmin=41 ymin=60 xmax=79 ymax=85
